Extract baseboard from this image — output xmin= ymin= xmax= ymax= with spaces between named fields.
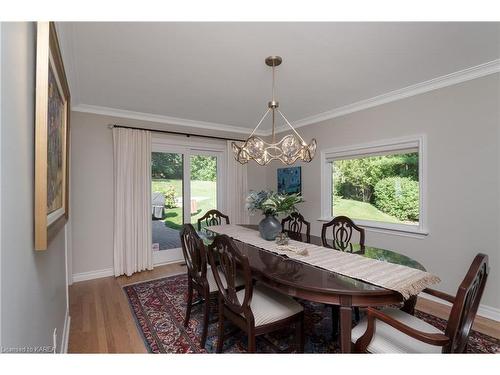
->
xmin=72 ymin=267 xmax=114 ymax=283
xmin=153 ymin=259 xmax=185 ymax=267
xmin=420 ymin=292 xmax=500 ymax=322
xmin=60 ymin=311 xmax=71 ymax=353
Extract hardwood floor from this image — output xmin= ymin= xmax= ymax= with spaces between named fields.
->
xmin=68 ymin=262 xmax=185 ymax=353
xmin=68 ymin=262 xmax=500 ymax=353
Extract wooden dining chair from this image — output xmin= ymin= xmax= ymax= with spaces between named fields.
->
xmin=197 ymin=209 xmax=230 ymax=231
xmin=281 ymin=212 xmax=311 ymax=243
xmin=180 ymin=223 xmax=242 ymax=348
xmin=352 ymin=253 xmax=489 ymax=353
xmin=207 ymin=234 xmax=305 ymax=353
xmin=321 ymin=215 xmax=365 ymax=253
xmin=322 ymin=215 xmax=364 ymax=332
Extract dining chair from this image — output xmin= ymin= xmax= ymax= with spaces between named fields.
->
xmin=197 ymin=209 xmax=230 ymax=231
xmin=322 ymin=216 xmax=364 ymax=333
xmin=281 ymin=212 xmax=311 ymax=243
xmin=321 ymin=215 xmax=365 ymax=253
xmin=207 ymin=234 xmax=305 ymax=353
xmin=352 ymin=253 xmax=489 ymax=353
xmin=180 ymin=224 xmax=242 ymax=348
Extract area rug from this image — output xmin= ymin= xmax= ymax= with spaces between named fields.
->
xmin=123 ymin=273 xmax=499 ymax=353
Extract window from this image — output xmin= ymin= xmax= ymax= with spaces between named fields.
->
xmin=321 ymin=136 xmax=427 ymax=235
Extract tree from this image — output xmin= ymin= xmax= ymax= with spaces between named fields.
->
xmin=152 ymin=153 xmax=183 ymax=179
xmin=190 ymin=155 xmax=217 ymax=181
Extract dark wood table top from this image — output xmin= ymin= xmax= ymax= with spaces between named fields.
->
xmin=201 ymin=224 xmax=426 ymax=304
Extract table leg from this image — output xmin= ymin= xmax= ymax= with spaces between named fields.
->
xmin=331 ymin=305 xmax=340 ymax=340
xmin=401 ymin=295 xmax=417 ymax=315
xmin=339 ymin=297 xmax=353 ymax=353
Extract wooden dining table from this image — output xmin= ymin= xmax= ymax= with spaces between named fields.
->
xmin=202 ymin=224 xmax=427 ymax=353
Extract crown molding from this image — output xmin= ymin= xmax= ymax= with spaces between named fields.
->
xmin=272 ymin=59 xmax=500 ymax=135
xmin=71 ymin=104 xmax=268 ymax=137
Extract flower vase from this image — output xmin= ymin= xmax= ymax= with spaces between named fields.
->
xmin=258 ymin=214 xmax=281 ymax=241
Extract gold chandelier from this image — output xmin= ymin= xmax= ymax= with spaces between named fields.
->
xmin=232 ymin=56 xmax=317 ymax=166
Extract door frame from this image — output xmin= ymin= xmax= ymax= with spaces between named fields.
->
xmin=151 ymin=136 xmax=226 ymax=265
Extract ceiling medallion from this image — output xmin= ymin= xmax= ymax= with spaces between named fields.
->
xmin=232 ymin=56 xmax=317 ymax=166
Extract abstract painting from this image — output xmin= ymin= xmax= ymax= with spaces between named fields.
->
xmin=35 ymin=22 xmax=70 ymax=250
xmin=277 ymin=166 xmax=301 ymax=195
xmin=47 ymin=62 xmax=64 ymax=215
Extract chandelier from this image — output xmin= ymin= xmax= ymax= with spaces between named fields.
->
xmin=232 ymin=56 xmax=317 ymax=166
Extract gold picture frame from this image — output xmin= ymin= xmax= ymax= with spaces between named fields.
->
xmin=35 ymin=22 xmax=70 ymax=250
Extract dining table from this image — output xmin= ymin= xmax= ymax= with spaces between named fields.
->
xmin=201 ymin=224 xmax=427 ymax=353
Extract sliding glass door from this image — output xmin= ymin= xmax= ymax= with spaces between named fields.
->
xmin=151 ymin=140 xmax=225 ymax=265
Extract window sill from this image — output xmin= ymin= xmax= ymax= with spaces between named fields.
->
xmin=317 ymin=217 xmax=429 ymax=239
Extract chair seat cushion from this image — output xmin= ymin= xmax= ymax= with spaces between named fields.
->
xmin=351 ymin=308 xmax=444 ymax=353
xmin=237 ymin=284 xmax=303 ymax=327
xmin=206 ymin=267 xmax=245 ymax=293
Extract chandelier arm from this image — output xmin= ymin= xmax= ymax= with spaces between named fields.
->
xmin=247 ymin=108 xmax=271 ymax=139
xmin=277 ymin=109 xmax=307 ymax=144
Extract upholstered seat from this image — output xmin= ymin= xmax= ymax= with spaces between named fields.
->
xmin=236 ymin=283 xmax=303 ymax=327
xmin=207 ymin=267 xmax=245 ymax=293
xmin=351 ymin=308 xmax=443 ymax=353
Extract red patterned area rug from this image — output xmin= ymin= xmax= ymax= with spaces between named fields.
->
xmin=123 ymin=273 xmax=499 ymax=353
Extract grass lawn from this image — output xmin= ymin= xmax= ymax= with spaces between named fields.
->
xmin=152 ymin=179 xmax=217 ymax=230
xmin=334 ymin=198 xmax=403 ymax=224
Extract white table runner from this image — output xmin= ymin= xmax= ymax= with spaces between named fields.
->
xmin=206 ymin=224 xmax=440 ymax=299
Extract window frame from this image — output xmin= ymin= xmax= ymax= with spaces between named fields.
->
xmin=320 ymin=135 xmax=428 ymax=237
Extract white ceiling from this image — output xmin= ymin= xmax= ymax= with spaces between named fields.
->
xmin=57 ymin=22 xmax=500 ymax=131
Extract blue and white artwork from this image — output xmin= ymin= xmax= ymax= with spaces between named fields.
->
xmin=277 ymin=167 xmax=301 ymax=195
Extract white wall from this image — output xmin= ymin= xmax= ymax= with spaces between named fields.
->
xmin=1 ymin=22 xmax=68 ymax=352
xmin=70 ymin=111 xmax=265 ymax=277
xmin=265 ymin=73 xmax=500 ymax=312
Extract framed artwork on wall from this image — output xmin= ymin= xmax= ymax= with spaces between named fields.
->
xmin=277 ymin=166 xmax=301 ymax=195
xmin=34 ymin=22 xmax=70 ymax=250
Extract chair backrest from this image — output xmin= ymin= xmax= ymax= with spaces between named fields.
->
xmin=207 ymin=235 xmax=253 ymax=316
xmin=321 ymin=215 xmax=365 ymax=252
xmin=179 ymin=224 xmax=207 ymax=283
xmin=197 ymin=209 xmax=230 ymax=231
xmin=444 ymin=253 xmax=489 ymax=353
xmin=281 ymin=212 xmax=311 ymax=243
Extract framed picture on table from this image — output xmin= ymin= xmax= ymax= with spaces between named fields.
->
xmin=34 ymin=22 xmax=70 ymax=250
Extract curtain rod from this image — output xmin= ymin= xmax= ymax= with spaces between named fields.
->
xmin=108 ymin=124 xmax=246 ymax=143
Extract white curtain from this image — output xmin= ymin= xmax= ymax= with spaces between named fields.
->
xmin=226 ymin=140 xmax=250 ymax=224
xmin=112 ymin=128 xmax=153 ymax=277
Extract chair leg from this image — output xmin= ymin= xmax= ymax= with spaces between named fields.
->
xmin=200 ymin=293 xmax=210 ymax=348
xmin=354 ymin=307 xmax=360 ymax=322
xmin=216 ymin=300 xmax=225 ymax=353
xmin=296 ymin=314 xmax=304 ymax=353
xmin=331 ymin=305 xmax=340 ymax=339
xmin=247 ymin=333 xmax=256 ymax=353
xmin=184 ymin=278 xmax=193 ymax=327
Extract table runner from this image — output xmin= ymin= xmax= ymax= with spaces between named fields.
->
xmin=206 ymin=224 xmax=440 ymax=299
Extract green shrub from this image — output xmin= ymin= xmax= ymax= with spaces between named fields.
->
xmin=374 ymin=177 xmax=419 ymax=221
xmin=162 ymin=185 xmax=177 ymax=208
